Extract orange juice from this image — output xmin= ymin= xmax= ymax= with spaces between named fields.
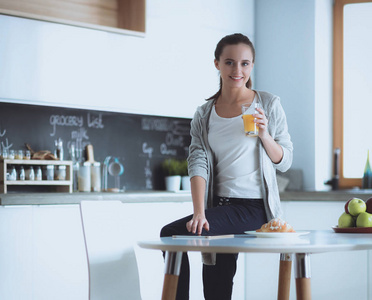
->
xmin=242 ymin=114 xmax=258 ymax=136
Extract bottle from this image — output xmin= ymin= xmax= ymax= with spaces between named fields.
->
xmin=35 ymin=167 xmax=42 ymax=181
xmin=10 ymin=166 xmax=17 ymax=180
xmin=362 ymin=150 xmax=372 ymax=189
xmin=19 ymin=166 xmax=25 ymax=181
xmin=28 ymin=166 xmax=35 ymax=180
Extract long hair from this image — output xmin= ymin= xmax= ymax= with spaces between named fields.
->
xmin=206 ymin=33 xmax=256 ymax=101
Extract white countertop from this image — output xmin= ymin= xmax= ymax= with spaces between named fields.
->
xmin=1 ymin=190 xmax=371 ymax=205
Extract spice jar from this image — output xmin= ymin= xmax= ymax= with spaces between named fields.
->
xmin=9 ymin=150 xmax=15 ymax=159
xmin=78 ymin=162 xmax=91 ymax=192
xmin=1 ymin=148 xmax=8 ymax=159
xmin=16 ymin=150 xmax=24 ymax=160
xmin=91 ymin=162 xmax=101 ymax=192
xmin=24 ymin=150 xmax=31 ymax=160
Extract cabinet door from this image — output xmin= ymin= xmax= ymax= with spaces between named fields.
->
xmin=0 ymin=205 xmax=88 ymax=300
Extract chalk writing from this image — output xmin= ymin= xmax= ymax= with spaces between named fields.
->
xmin=87 ymin=113 xmax=104 ymax=129
xmin=142 ymin=142 xmax=153 ymax=159
xmin=49 ymin=114 xmax=84 ymax=136
xmin=142 ymin=142 xmax=154 ymax=189
xmin=0 ymin=127 xmax=13 ymax=152
xmin=142 ymin=118 xmax=170 ymax=131
xmin=160 ymin=143 xmax=177 ymax=156
xmin=165 ymin=133 xmax=184 ymax=147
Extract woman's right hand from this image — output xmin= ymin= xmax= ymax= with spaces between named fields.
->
xmin=186 ymin=213 xmax=210 ymax=235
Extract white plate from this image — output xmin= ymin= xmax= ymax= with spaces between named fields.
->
xmin=244 ymin=231 xmax=310 ymax=238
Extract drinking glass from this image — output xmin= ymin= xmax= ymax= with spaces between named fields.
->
xmin=241 ymin=102 xmax=260 ymax=137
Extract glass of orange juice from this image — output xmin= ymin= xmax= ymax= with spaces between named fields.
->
xmin=241 ymin=102 xmax=260 ymax=137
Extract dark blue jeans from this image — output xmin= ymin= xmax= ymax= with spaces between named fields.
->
xmin=160 ymin=196 xmax=267 ymax=300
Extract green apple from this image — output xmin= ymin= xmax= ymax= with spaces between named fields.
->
xmin=338 ymin=212 xmax=355 ymax=228
xmin=348 ymin=198 xmax=366 ymax=216
xmin=356 ymin=212 xmax=372 ymax=227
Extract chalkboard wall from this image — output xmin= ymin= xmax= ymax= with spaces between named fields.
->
xmin=0 ymin=102 xmax=192 ymax=191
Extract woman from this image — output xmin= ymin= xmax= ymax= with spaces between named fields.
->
xmin=160 ymin=33 xmax=293 ymax=300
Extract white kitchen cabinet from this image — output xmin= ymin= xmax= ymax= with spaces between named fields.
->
xmin=0 ymin=201 xmax=245 ymax=300
xmin=0 ymin=205 xmax=88 ymax=300
xmin=2 ymin=200 xmax=369 ymax=300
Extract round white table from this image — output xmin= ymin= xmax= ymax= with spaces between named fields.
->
xmin=138 ymin=230 xmax=372 ymax=300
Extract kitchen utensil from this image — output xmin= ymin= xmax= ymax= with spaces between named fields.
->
xmin=86 ymin=144 xmax=95 ymax=163
xmin=108 ymin=158 xmax=124 ymax=191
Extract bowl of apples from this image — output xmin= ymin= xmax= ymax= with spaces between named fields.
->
xmin=333 ymin=197 xmax=372 ymax=233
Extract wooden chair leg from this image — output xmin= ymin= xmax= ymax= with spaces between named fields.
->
xmin=278 ymin=253 xmax=292 ymax=300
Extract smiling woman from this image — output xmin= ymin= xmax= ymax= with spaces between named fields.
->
xmin=333 ymin=0 xmax=372 ymax=188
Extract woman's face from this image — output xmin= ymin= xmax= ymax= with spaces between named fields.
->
xmin=214 ymin=43 xmax=254 ymax=89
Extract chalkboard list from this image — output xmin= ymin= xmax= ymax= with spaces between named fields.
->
xmin=0 ymin=102 xmax=191 ymax=191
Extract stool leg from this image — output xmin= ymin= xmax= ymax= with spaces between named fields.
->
xmin=294 ymin=253 xmax=312 ymax=300
xmin=162 ymin=251 xmax=182 ymax=300
xmin=278 ymin=253 xmax=292 ymax=300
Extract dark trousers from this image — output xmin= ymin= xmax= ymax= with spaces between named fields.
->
xmin=160 ymin=197 xmax=267 ymax=300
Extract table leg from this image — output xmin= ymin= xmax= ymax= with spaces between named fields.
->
xmin=162 ymin=251 xmax=182 ymax=300
xmin=278 ymin=253 xmax=292 ymax=300
xmin=294 ymin=253 xmax=311 ymax=300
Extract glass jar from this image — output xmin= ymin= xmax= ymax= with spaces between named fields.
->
xmin=16 ymin=150 xmax=24 ymax=160
xmin=24 ymin=150 xmax=31 ymax=160
xmin=91 ymin=162 xmax=101 ymax=192
xmin=1 ymin=148 xmax=8 ymax=159
xmin=8 ymin=150 xmax=15 ymax=159
xmin=55 ymin=165 xmax=66 ymax=180
xmin=78 ymin=162 xmax=91 ymax=192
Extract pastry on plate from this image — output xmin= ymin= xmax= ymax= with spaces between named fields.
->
xmin=256 ymin=218 xmax=295 ymax=233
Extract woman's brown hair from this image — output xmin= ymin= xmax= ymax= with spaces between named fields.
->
xmin=206 ymin=33 xmax=255 ymax=101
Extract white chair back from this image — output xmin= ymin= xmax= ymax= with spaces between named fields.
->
xmin=80 ymin=201 xmax=142 ymax=300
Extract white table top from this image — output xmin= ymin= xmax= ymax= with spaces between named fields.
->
xmin=138 ymin=230 xmax=372 ymax=254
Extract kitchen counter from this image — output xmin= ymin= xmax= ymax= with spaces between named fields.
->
xmin=1 ymin=189 xmax=372 ymax=205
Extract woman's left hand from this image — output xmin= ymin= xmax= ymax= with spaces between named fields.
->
xmin=253 ymin=108 xmax=269 ymax=139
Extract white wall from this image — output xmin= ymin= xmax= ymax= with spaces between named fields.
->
xmin=0 ymin=0 xmax=254 ymax=118
xmin=0 ymin=0 xmax=335 ymax=189
xmin=254 ymin=0 xmax=333 ymax=190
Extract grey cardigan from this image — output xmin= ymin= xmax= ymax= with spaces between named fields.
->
xmin=187 ymin=90 xmax=293 ymax=220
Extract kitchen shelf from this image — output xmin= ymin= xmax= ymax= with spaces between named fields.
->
xmin=0 ymin=159 xmax=73 ymax=193
xmin=0 ymin=0 xmax=146 ymax=36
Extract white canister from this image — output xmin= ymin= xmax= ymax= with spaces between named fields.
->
xmin=91 ymin=162 xmax=101 ymax=192
xmin=78 ymin=162 xmax=91 ymax=192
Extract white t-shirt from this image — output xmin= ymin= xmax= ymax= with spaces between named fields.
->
xmin=208 ymin=105 xmax=263 ymax=199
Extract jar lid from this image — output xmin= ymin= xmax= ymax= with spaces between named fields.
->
xmin=58 ymin=165 xmax=66 ymax=169
xmin=92 ymin=162 xmax=101 ymax=166
xmin=46 ymin=165 xmax=54 ymax=169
